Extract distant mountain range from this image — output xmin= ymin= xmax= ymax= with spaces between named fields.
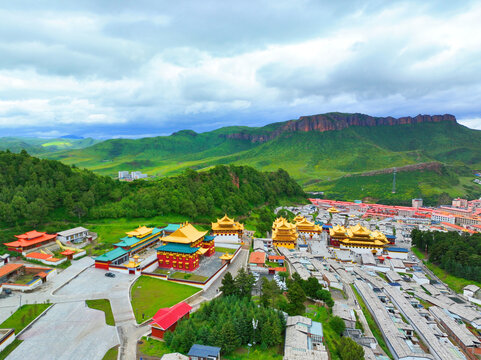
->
xmin=9 ymin=112 xmax=481 ymax=203
xmin=0 ymin=137 xmax=99 ymax=154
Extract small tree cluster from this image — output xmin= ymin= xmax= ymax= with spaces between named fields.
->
xmin=165 ymin=295 xmax=286 ymax=354
xmin=219 ymin=268 xmax=256 ymax=299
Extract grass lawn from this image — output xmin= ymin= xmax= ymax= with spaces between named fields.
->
xmin=223 ymin=345 xmax=283 ymax=360
xmin=138 ymin=337 xmax=172 ymax=358
xmin=86 ymin=299 xmax=115 ymax=326
xmin=424 ymin=261 xmax=481 ymax=294
xmin=0 ymin=303 xmax=51 ymax=333
xmin=304 ymin=305 xmax=341 ymax=360
xmin=215 ymin=246 xmax=236 ymax=254
xmin=153 ymin=268 xmax=169 ymax=275
xmin=0 ymin=339 xmax=23 ymax=360
xmin=131 ymin=276 xmax=200 ymax=323
xmin=169 ymin=272 xmax=208 ymax=282
xmin=12 ymin=274 xmax=36 ymax=284
xmin=85 ymin=215 xmax=188 ymax=256
xmin=411 ymin=246 xmax=425 ymax=260
xmin=101 ymin=346 xmax=119 ymax=360
xmin=351 ymin=285 xmax=394 ymax=359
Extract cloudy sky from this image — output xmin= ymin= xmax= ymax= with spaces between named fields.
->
xmin=1 ymin=0 xmax=481 ymax=138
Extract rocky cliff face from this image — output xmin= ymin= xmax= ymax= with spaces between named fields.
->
xmin=223 ymin=113 xmax=456 ymax=143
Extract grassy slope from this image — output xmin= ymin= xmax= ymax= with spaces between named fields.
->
xmin=0 ymin=303 xmax=51 ymax=333
xmin=0 ymin=137 xmax=99 ymax=155
xmin=46 ymin=120 xmax=481 ymax=200
xmin=130 ymin=276 xmax=200 ymax=323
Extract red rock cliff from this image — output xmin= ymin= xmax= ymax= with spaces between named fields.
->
xmin=223 ymin=113 xmax=456 ymax=143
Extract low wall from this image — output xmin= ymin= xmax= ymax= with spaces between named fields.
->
xmin=2 ymin=278 xmax=42 ymax=292
xmin=72 ymin=250 xmax=87 ymax=259
xmin=0 ymin=329 xmax=15 ymax=353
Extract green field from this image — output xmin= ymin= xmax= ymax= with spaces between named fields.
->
xmin=0 ymin=303 xmax=51 ymax=333
xmin=215 ymin=246 xmax=237 ymax=254
xmin=86 ymin=299 xmax=115 ymax=326
xmin=138 ymin=337 xmax=172 ymax=358
xmin=169 ymin=272 xmax=208 ymax=282
xmin=130 ymin=276 xmax=200 ymax=323
xmin=101 ymin=346 xmax=119 ymax=360
xmin=223 ymin=345 xmax=283 ymax=360
xmin=0 ymin=339 xmax=23 ymax=360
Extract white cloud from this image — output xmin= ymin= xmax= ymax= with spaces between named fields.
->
xmin=0 ymin=1 xmax=480 ymax=137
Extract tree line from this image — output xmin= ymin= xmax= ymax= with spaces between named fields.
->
xmin=411 ymin=229 xmax=481 ymax=282
xmin=0 ymin=150 xmax=305 ymax=230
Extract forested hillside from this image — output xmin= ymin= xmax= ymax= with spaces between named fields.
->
xmin=45 ymin=113 xmax=481 ymax=202
xmin=411 ymin=229 xmax=481 ymax=283
xmin=0 ymin=150 xmax=305 ymax=229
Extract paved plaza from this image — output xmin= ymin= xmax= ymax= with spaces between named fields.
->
xmin=8 ymin=302 xmax=119 ymax=360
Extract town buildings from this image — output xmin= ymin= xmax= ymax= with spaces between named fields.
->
xmin=57 ymin=227 xmax=89 ymax=244
xmin=118 ymin=170 xmax=148 ymax=180
xmin=283 ymin=316 xmax=328 ymax=360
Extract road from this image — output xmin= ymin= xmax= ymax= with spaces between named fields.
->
xmin=2 ymin=249 xmax=250 ymax=360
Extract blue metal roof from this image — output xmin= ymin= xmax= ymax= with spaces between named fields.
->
xmin=188 ymin=344 xmax=221 ymax=358
xmin=161 ymin=224 xmax=181 ymax=232
xmin=322 ymin=224 xmax=333 ymax=229
xmin=310 ymin=320 xmax=323 ymax=337
xmin=156 ymin=243 xmax=199 ymax=254
xmin=204 ymin=235 xmax=215 ymax=242
xmin=386 ymin=246 xmax=408 ymax=252
xmin=386 ymin=235 xmax=396 ymax=239
xmin=95 ymin=247 xmax=128 ymax=262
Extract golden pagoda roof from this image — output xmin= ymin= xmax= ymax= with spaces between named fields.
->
xmin=328 ymin=207 xmax=339 ymax=213
xmin=272 ymin=228 xmax=298 ymax=241
xmin=347 ymin=223 xmax=371 ymax=237
xmin=162 ymin=222 xmax=207 ymax=244
xmin=329 ymin=225 xmax=347 ymax=236
xmin=296 ymin=217 xmax=322 ymax=231
xmin=370 ymin=230 xmax=388 ymax=243
xmin=212 ymin=214 xmax=244 ymax=231
xmin=197 ymin=247 xmax=208 ymax=255
xmin=273 ymin=217 xmax=296 ymax=231
xmin=126 ymin=226 xmax=153 ymax=238
xmin=293 ymin=215 xmax=305 ymax=223
xmin=219 ymin=253 xmax=234 ymax=260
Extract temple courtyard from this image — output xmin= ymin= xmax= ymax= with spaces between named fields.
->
xmin=7 ymin=302 xmax=119 ymax=360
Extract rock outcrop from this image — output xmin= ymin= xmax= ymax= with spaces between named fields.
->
xmin=223 ymin=113 xmax=456 ymax=143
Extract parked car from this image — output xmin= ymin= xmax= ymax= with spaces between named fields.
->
xmin=105 ymin=272 xmax=116 ymax=278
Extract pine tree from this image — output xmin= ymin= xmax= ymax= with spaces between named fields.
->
xmin=220 ymin=272 xmax=236 ymax=296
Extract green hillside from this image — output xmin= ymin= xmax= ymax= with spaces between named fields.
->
xmin=0 ymin=137 xmax=100 ymax=155
xmin=45 ymin=113 xmax=481 ymax=201
xmin=0 ymin=151 xmax=305 ymax=250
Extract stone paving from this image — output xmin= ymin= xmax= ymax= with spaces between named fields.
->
xmin=8 ymin=302 xmax=119 ymax=360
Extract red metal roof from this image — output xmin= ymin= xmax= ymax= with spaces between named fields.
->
xmin=268 ymin=255 xmax=285 ymax=261
xmin=0 ymin=263 xmax=23 ymax=278
xmin=249 ymin=251 xmax=266 ymax=264
xmin=272 ymin=267 xmax=287 ymax=272
xmin=5 ymin=232 xmax=56 ymax=249
xmin=60 ymin=250 xmax=76 ymax=256
xmin=151 ymin=302 xmax=192 ymax=330
xmin=26 ymin=252 xmax=52 ymax=260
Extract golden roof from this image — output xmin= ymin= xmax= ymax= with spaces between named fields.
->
xmin=219 ymin=253 xmax=234 ymax=260
xmin=197 ymin=247 xmax=208 ymax=255
xmin=273 ymin=217 xmax=296 ymax=231
xmin=370 ymin=230 xmax=388 ymax=243
xmin=328 ymin=207 xmax=339 ymax=213
xmin=126 ymin=226 xmax=153 ymax=238
xmin=272 ymin=228 xmax=298 ymax=241
xmin=296 ymin=217 xmax=322 ymax=232
xmin=347 ymin=223 xmax=371 ymax=237
xmin=329 ymin=225 xmax=347 ymax=237
xmin=212 ymin=214 xmax=244 ymax=231
xmin=293 ymin=215 xmax=305 ymax=223
xmin=162 ymin=222 xmax=207 ymax=244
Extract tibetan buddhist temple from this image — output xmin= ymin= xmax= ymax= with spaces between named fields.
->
xmin=211 ymin=214 xmax=244 ymax=238
xmin=328 ymin=225 xmax=347 ymax=247
xmin=5 ymin=231 xmax=57 ymax=253
xmin=95 ymin=226 xmax=163 ymax=270
xmin=295 ymin=216 xmax=322 ymax=236
xmin=339 ymin=224 xmax=389 ymax=255
xmin=156 ymin=222 xmax=214 ymax=271
xmin=272 ymin=217 xmax=298 ymax=249
xmin=328 ymin=207 xmax=340 ymax=213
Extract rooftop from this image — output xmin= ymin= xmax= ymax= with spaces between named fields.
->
xmin=0 ymin=263 xmax=23 ymax=278
xmin=187 ymin=344 xmax=221 ymax=358
xmin=156 ymin=243 xmax=200 ymax=254
xmin=57 ymin=227 xmax=88 ymax=237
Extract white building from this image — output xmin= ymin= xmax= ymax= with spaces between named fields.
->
xmin=431 ymin=211 xmax=456 ymax=224
xmin=463 ymin=285 xmax=481 ymax=306
xmin=57 ymin=227 xmax=89 ymax=244
xmin=412 ymin=198 xmax=423 ymax=208
xmin=413 ymin=272 xmax=429 ymax=285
